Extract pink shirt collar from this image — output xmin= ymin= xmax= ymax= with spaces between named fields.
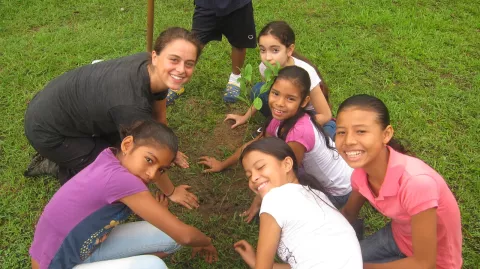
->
xmin=354 ymin=146 xmax=407 ymax=200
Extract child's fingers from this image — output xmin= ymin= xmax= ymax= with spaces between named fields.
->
xmin=158 ymin=194 xmax=169 ymax=206
xmin=198 ymin=156 xmax=214 ymax=162
xmin=188 ymin=193 xmax=199 ymax=203
xmin=191 ymin=248 xmax=200 ymax=259
xmin=197 ymin=160 xmax=210 ymax=166
xmin=178 ymin=184 xmax=191 ymax=190
xmin=245 ymin=214 xmax=255 ymax=223
xmin=205 ymin=253 xmax=212 ymax=264
xmin=233 ymin=240 xmax=247 ymax=249
xmin=187 ymin=197 xmax=199 ymax=208
xmin=177 ymin=152 xmax=189 ymax=161
xmin=180 ymin=200 xmax=193 ymax=210
xmin=177 ymin=159 xmax=188 ymax=165
xmin=224 ymin=114 xmax=235 ymax=122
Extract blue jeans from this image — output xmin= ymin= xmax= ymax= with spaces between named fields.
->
xmin=250 ymin=82 xmax=271 ymax=117
xmin=361 ymin=222 xmax=406 ymax=263
xmin=251 ymin=82 xmax=336 ymax=139
xmin=75 ymin=221 xmax=181 ymax=268
xmin=327 ymin=191 xmax=351 ymax=209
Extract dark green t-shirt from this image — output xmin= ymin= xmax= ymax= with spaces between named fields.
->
xmin=25 ymin=53 xmax=167 ymax=147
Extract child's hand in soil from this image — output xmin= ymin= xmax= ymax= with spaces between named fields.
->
xmin=240 ymin=197 xmax=261 ymax=223
xmin=198 ymin=156 xmax=224 ymax=173
xmin=168 ymin=185 xmax=199 ymax=209
xmin=174 ymin=151 xmax=189 ymax=168
xmin=234 ymin=240 xmax=256 ymax=268
xmin=191 ymin=243 xmax=219 ymax=264
xmin=224 ymin=113 xmax=247 ymax=129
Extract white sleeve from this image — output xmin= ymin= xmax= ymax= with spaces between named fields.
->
xmin=308 ymin=68 xmax=321 ymax=91
xmin=259 ymin=188 xmax=287 ymax=228
xmin=294 ymin=58 xmax=321 ymax=91
xmin=259 ymin=62 xmax=266 ymax=79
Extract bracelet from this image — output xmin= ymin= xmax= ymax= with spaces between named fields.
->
xmin=166 ymin=186 xmax=176 ymax=197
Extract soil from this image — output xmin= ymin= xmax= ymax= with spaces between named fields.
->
xmin=203 ymin=119 xmax=248 ymax=156
xmin=168 ymin=101 xmax=256 ymax=220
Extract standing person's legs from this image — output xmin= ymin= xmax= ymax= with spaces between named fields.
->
xmin=360 ymin=222 xmax=407 ymax=263
xmin=191 ymin=5 xmax=221 ymax=46
xmin=221 ymin=2 xmax=257 ymax=103
xmin=82 ymin=221 xmax=181 ymax=264
xmin=34 ymin=136 xmax=111 ymax=185
xmin=178 ymin=5 xmax=223 ymax=106
xmin=231 ymin=47 xmax=247 ymax=76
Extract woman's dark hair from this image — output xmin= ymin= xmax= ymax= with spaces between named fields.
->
xmin=120 ymin=120 xmax=178 ymax=159
xmin=240 ymin=137 xmax=335 ymax=208
xmin=262 ymin=66 xmax=336 ymax=153
xmin=153 ymin=27 xmax=203 ymax=60
xmin=337 ymin=94 xmax=410 ymax=155
xmin=258 ymin=21 xmax=330 ymax=106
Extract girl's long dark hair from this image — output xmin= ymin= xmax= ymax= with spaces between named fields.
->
xmin=240 ymin=137 xmax=336 ymax=208
xmin=258 ymin=21 xmax=330 ymax=106
xmin=262 ymin=66 xmax=336 ymax=153
xmin=337 ymin=94 xmax=411 ymax=155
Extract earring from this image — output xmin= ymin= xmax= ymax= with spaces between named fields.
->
xmin=123 ymin=152 xmax=126 ymax=156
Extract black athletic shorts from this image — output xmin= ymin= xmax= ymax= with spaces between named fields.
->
xmin=192 ymin=2 xmax=256 ymax=48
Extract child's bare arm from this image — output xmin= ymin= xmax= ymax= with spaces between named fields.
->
xmin=199 ymin=134 xmax=264 ymax=173
xmin=341 ymin=190 xmax=366 ymax=224
xmin=310 ymin=85 xmax=332 ymax=125
xmin=121 ymin=191 xmax=212 ymax=247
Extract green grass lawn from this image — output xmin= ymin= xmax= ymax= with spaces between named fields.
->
xmin=1 ymin=0 xmax=479 ymax=268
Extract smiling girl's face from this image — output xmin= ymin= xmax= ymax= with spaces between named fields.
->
xmin=242 ymin=150 xmax=294 ymax=198
xmin=335 ymin=107 xmax=393 ymax=170
xmin=268 ymin=78 xmax=310 ymax=121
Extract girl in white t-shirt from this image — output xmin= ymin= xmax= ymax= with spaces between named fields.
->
xmin=224 ymin=21 xmax=336 ymax=138
xmin=200 ymin=66 xmax=352 ymax=222
xmin=234 ymin=137 xmax=362 ymax=269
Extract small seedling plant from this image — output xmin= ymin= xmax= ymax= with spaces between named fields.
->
xmin=232 ymin=62 xmax=281 ymax=142
xmin=236 ymin=61 xmax=281 ymax=112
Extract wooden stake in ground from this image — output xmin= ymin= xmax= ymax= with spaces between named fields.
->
xmin=147 ymin=0 xmax=154 ymax=52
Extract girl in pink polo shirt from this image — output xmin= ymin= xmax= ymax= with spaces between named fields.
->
xmin=336 ymin=94 xmax=462 ymax=269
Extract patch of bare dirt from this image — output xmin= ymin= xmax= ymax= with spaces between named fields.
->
xmin=203 ymin=120 xmax=248 ymax=156
xmin=169 ymin=108 xmax=256 ymax=220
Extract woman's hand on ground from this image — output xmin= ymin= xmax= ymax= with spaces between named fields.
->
xmin=174 ymin=151 xmax=189 ymax=168
xmin=168 ymin=185 xmax=199 ymax=209
xmin=240 ymin=202 xmax=261 ymax=223
xmin=224 ymin=113 xmax=247 ymax=129
xmin=191 ymin=243 xmax=219 ymax=264
xmin=234 ymin=240 xmax=256 ymax=268
xmin=198 ymin=156 xmax=224 ymax=173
